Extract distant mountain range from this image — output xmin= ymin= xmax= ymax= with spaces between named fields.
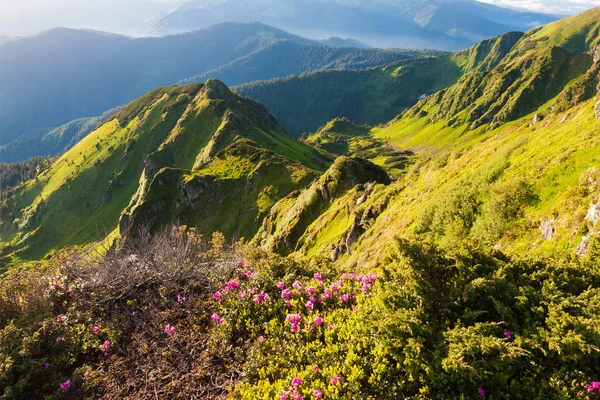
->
xmin=0 ymin=22 xmax=439 ymax=162
xmin=234 ymin=30 xmax=524 ymax=137
xmin=2 ymin=6 xmax=600 ymax=265
xmin=148 ymin=0 xmax=560 ymax=50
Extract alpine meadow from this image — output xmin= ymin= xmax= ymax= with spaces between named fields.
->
xmin=1 ymin=1 xmax=600 ymax=399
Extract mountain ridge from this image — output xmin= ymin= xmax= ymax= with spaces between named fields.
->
xmin=0 ymin=22 xmax=433 ymax=158
xmin=149 ymin=0 xmax=559 ymax=50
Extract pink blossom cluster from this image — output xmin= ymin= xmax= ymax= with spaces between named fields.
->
xmin=164 ymin=325 xmax=175 ymax=335
xmin=99 ymin=340 xmax=110 ymax=356
xmin=286 ymin=314 xmax=302 ymax=333
xmin=586 ymin=381 xmax=600 ymax=393
xmin=253 ymin=291 xmax=270 ymax=303
xmin=211 ymin=313 xmax=225 ymax=324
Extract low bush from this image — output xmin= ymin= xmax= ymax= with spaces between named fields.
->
xmin=1 ymin=228 xmax=599 ymax=399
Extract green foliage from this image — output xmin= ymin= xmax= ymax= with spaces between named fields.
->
xmin=472 ymin=179 xmax=537 ymax=244
xmin=0 ymin=156 xmax=54 ymax=201
xmin=1 ymin=226 xmax=600 ymax=399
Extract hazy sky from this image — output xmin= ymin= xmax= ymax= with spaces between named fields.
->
xmin=0 ymin=0 xmax=599 ymax=37
xmin=482 ymin=0 xmax=600 ymax=14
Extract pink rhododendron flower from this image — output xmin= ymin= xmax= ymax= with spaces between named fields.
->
xmin=585 ymin=382 xmax=600 ymax=393
xmin=211 ymin=313 xmax=224 ymax=324
xmin=276 ymin=282 xmax=286 ymax=289
xmin=324 ymin=290 xmax=333 ymax=298
xmin=56 ymin=315 xmax=67 ymax=323
xmin=60 ymin=380 xmax=71 ymax=391
xmin=504 ymin=331 xmax=512 ymax=339
xmin=477 ymin=387 xmax=485 ymax=397
xmin=258 ymin=336 xmax=265 ymax=342
xmin=164 ymin=325 xmax=175 ymax=335
xmin=227 ymin=280 xmax=239 ymax=290
xmin=331 ymin=375 xmax=340 ymax=384
xmin=213 ymin=292 xmax=222 ymax=301
xmin=56 ymin=336 xmax=63 ymax=343
xmin=235 ymin=261 xmax=244 ymax=269
xmin=314 ymin=273 xmax=323 ymax=281
xmin=327 ymin=324 xmax=334 ymax=330
xmin=91 ymin=324 xmax=101 ymax=334
xmin=312 ymin=365 xmax=319 ymax=372
xmin=306 ymin=286 xmax=315 ymax=294
xmin=340 ymin=293 xmax=351 ymax=302
xmin=219 ymin=284 xmax=230 ymax=293
xmin=305 ymin=301 xmax=314 ymax=310
xmin=282 ymin=289 xmax=294 ymax=298
xmin=291 ymin=377 xmax=303 ymax=386
xmin=100 ymin=340 xmax=110 ymax=352
xmin=362 ymin=274 xmax=377 ymax=284
xmin=291 ymin=323 xmax=299 ymax=333
xmin=286 ymin=314 xmax=302 ymax=324
xmin=292 ymin=280 xmax=303 ymax=290
xmin=361 ymin=283 xmax=371 ymax=293
xmin=177 ymin=294 xmax=184 ymax=303
xmin=253 ymin=291 xmax=270 ymax=303
xmin=285 ymin=300 xmax=292 ymax=308
xmin=44 ymin=362 xmax=50 ymax=369
xmin=313 ymin=389 xmax=323 ymax=399
xmin=331 ymin=283 xmax=341 ymax=292
xmin=314 ymin=316 xmax=323 ymax=326
xmin=278 ymin=391 xmax=289 ymax=400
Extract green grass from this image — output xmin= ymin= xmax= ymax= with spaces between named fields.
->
xmin=0 ymin=81 xmax=329 ymax=263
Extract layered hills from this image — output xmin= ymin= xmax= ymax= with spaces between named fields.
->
xmin=0 ymin=80 xmax=328 ymax=264
xmin=235 ymin=31 xmax=525 ymax=136
xmin=0 ymin=22 xmax=433 ymax=161
xmin=150 ymin=0 xmax=558 ymax=50
xmin=2 ymin=7 xmax=600 ymax=271
xmin=254 ymin=7 xmax=600 ymax=269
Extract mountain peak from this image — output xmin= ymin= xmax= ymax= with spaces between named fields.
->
xmin=203 ymin=78 xmax=234 ymax=100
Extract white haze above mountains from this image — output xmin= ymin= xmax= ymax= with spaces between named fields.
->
xmin=0 ymin=0 xmax=592 ymax=39
xmin=480 ymin=0 xmax=600 ymax=14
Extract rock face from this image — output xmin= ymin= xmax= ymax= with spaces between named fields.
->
xmin=595 ymin=101 xmax=600 ymax=120
xmin=254 ymin=157 xmax=391 ymax=256
xmin=592 ymin=44 xmax=600 ymax=63
xmin=540 ymin=219 xmax=554 ymax=241
xmin=585 ymin=200 xmax=600 ymax=225
xmin=576 ymin=235 xmax=590 ymax=256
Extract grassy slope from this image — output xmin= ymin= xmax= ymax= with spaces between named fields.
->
xmin=0 ymin=80 xmax=328 ymax=264
xmin=271 ymin=8 xmax=600 ymax=268
xmin=234 ymin=31 xmax=524 ymax=137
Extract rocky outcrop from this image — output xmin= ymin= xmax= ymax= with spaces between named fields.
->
xmin=595 ymin=101 xmax=600 ymax=120
xmin=576 ymin=235 xmax=591 ymax=256
xmin=591 ymin=44 xmax=600 ymax=63
xmin=585 ymin=200 xmax=600 ymax=225
xmin=255 ymin=157 xmax=391 ymax=256
xmin=540 ymin=219 xmax=554 ymax=241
